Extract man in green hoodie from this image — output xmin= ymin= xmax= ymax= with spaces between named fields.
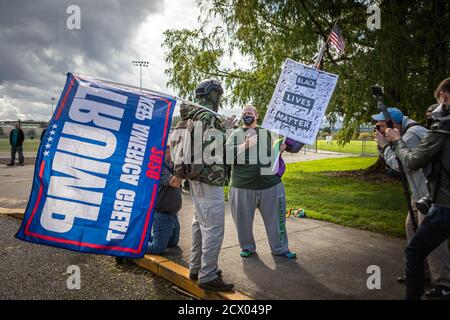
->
xmin=386 ymin=77 xmax=450 ymax=300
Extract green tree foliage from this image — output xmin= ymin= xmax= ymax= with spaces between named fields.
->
xmin=163 ymin=0 xmax=449 ymax=141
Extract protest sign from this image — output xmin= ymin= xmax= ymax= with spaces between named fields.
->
xmin=262 ymin=59 xmax=338 ymax=145
xmin=16 ymin=73 xmax=176 ymax=258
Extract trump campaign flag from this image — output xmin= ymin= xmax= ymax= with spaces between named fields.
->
xmin=16 ymin=73 xmax=176 ymax=258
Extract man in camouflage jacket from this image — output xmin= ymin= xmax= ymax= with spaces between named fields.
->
xmin=179 ymin=79 xmax=236 ymax=292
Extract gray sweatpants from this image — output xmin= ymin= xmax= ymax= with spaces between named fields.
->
xmin=229 ymin=182 xmax=289 ymax=255
xmin=406 ymin=202 xmax=450 ymax=287
xmin=189 ymin=180 xmax=225 ymax=284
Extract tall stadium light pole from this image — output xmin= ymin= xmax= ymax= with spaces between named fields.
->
xmin=132 ymin=60 xmax=150 ymax=91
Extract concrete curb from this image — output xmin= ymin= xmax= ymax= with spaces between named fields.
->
xmin=133 ymin=255 xmax=252 ymax=300
xmin=0 ymin=207 xmax=25 ymax=219
xmin=1 ymin=207 xmax=253 ymax=300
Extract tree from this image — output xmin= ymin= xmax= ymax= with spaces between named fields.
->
xmin=163 ymin=0 xmax=449 ymax=142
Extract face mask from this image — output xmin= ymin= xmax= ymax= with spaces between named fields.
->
xmin=242 ymin=115 xmax=255 ymax=125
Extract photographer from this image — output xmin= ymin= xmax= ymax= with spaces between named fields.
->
xmin=385 ymin=78 xmax=450 ymax=300
xmin=373 ymin=108 xmax=450 ymax=298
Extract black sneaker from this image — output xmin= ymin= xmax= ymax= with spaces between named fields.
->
xmin=425 ymin=286 xmax=450 ymax=299
xmin=199 ymin=277 xmax=234 ymax=292
xmin=189 ymin=270 xmax=222 ymax=281
xmin=6 ymin=163 xmax=14 ymax=166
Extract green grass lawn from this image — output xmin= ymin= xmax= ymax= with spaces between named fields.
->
xmin=226 ymin=157 xmax=408 ymax=238
xmin=284 ymin=157 xmax=407 ymax=237
xmin=316 ymin=139 xmax=378 ymax=155
xmin=0 ymin=139 xmax=40 ymax=152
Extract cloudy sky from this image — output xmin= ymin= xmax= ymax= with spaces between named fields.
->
xmin=0 ymin=0 xmax=205 ymax=121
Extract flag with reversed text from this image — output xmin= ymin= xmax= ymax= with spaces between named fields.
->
xmin=16 ymin=73 xmax=176 ymax=258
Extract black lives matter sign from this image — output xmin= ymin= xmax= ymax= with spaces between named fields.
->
xmin=262 ymin=59 xmax=338 ymax=145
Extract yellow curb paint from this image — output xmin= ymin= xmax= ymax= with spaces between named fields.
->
xmin=1 ymin=207 xmax=253 ymax=300
xmin=132 ymin=255 xmax=253 ymax=300
xmin=0 ymin=207 xmax=25 ymax=216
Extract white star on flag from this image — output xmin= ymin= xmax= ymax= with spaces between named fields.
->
xmin=45 ymin=143 xmax=51 ymax=149
xmin=52 ymin=124 xmax=58 ymax=129
xmin=43 ymin=151 xmax=50 ymax=156
xmin=48 ymin=137 xmax=54 ymax=142
xmin=50 ymin=130 xmax=56 ymax=135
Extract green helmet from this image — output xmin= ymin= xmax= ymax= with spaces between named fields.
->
xmin=195 ymin=79 xmax=224 ymax=111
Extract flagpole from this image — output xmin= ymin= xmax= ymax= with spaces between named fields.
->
xmin=313 ymin=41 xmax=327 ymax=69
xmin=73 ymin=73 xmax=227 ymax=119
xmin=312 ymin=18 xmax=340 ymax=69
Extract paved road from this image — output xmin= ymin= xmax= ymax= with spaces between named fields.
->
xmin=0 ymin=165 xmax=187 ymax=300
xmin=0 ymin=215 xmax=188 ymax=300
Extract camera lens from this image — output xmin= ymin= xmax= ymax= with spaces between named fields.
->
xmin=416 ymin=197 xmax=432 ymax=215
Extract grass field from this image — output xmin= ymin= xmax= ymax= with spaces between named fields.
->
xmin=0 ymin=138 xmax=379 ymax=155
xmin=227 ymin=157 xmax=408 ymax=237
xmin=0 ymin=139 xmax=41 ymax=152
xmin=315 ymin=139 xmax=378 ymax=155
xmin=284 ymin=157 xmax=407 ymax=237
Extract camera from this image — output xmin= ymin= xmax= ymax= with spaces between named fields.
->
xmin=371 ymin=84 xmax=384 ymax=99
xmin=416 ymin=196 xmax=432 ymax=215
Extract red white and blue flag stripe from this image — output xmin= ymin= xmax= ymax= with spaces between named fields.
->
xmin=16 ymin=73 xmax=176 ymax=258
xmin=329 ymin=24 xmax=345 ymax=54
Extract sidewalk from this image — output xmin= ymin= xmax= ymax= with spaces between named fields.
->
xmin=282 ymin=149 xmax=353 ymax=164
xmin=163 ymin=191 xmax=405 ymax=299
xmin=0 ymin=165 xmax=408 ymax=300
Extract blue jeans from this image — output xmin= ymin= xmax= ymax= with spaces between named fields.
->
xmin=146 ymin=212 xmax=180 ymax=255
xmin=405 ymin=205 xmax=450 ymax=299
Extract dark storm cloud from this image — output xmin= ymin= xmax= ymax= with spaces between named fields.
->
xmin=0 ymin=0 xmax=163 ymax=120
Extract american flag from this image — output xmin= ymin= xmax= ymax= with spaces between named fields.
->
xmin=329 ymin=24 xmax=345 ymax=54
